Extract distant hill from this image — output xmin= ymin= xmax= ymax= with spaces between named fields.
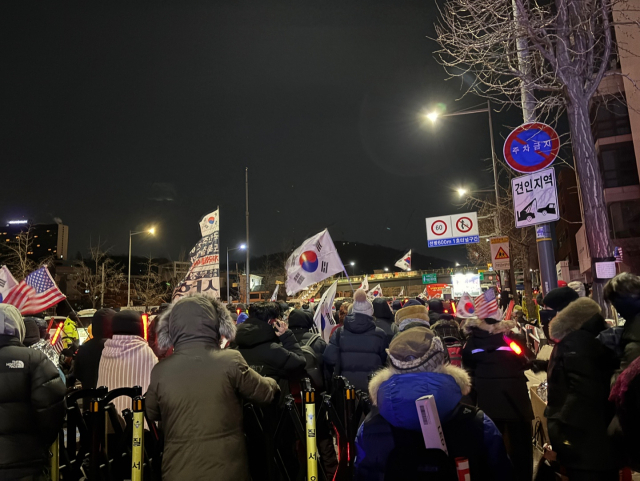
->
xmin=248 ymin=241 xmax=453 ymax=275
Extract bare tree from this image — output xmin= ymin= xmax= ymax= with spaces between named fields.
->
xmin=133 ymin=256 xmax=169 ymax=309
xmin=435 ymin=0 xmax=638 ymax=305
xmin=76 ymin=239 xmax=125 ymax=309
xmin=1 ymin=230 xmax=38 ymax=281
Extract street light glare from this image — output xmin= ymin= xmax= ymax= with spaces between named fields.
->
xmin=457 ymin=188 xmax=467 ymax=197
xmin=148 ymin=227 xmax=156 ymax=235
xmin=350 ymin=262 xmax=355 ymax=266
xmin=239 ymin=244 xmax=246 ymax=249
xmin=426 ymin=111 xmax=439 ymax=123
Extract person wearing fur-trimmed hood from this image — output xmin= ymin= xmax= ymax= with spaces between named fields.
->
xmin=462 ymin=315 xmax=533 ymax=481
xmin=145 ymin=295 xmax=279 ymax=481
xmin=354 ymin=327 xmax=512 ymax=481
xmin=545 ymin=297 xmax=619 ymax=479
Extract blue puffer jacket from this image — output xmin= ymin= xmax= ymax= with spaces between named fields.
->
xmin=323 ymin=313 xmax=388 ymax=391
xmin=355 ymin=366 xmax=513 ymax=481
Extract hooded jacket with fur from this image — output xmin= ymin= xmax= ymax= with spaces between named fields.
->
xmin=462 ymin=318 xmax=533 ymax=421
xmin=545 ymin=298 xmax=618 ymax=471
xmin=354 ymin=364 xmax=512 ymax=481
xmin=146 ymin=296 xmax=278 ymax=481
xmin=0 ymin=304 xmax=66 ymax=479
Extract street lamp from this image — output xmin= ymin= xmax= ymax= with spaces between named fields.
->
xmin=384 ymin=267 xmax=389 ymax=272
xmin=227 ymin=244 xmax=246 ymax=303
xmin=128 ymin=227 xmax=155 ymax=307
xmin=350 ymin=261 xmax=355 ymax=276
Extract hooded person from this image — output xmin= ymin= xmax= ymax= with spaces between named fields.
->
xmin=287 ymin=309 xmax=326 ymax=356
xmin=355 ymin=327 xmax=512 ymax=481
xmin=323 ymin=289 xmax=388 ymax=391
xmin=73 ymin=308 xmax=115 ymax=389
xmin=97 ymin=310 xmax=158 ymax=419
xmin=427 ymin=298 xmax=445 ymax=324
xmin=462 ymin=312 xmax=533 ymax=481
xmin=372 ymin=298 xmax=398 ymax=343
xmin=0 ymin=304 xmax=66 ymax=480
xmin=394 ymin=300 xmax=430 ymax=332
xmin=545 ymin=297 xmax=619 ymax=479
xmin=146 ymin=295 xmax=279 ymax=481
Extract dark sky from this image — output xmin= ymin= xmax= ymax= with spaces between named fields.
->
xmin=3 ymin=1 xmax=506 ymax=266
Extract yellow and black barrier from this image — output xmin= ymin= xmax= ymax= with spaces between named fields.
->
xmin=304 ymin=388 xmax=318 ymax=481
xmin=50 ymin=434 xmax=59 ymax=481
xmin=131 ymin=395 xmax=145 ymax=481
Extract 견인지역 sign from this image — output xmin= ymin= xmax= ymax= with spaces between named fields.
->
xmin=425 ymin=212 xmax=479 ymax=248
xmin=504 ymin=122 xmax=560 ymax=173
xmin=490 ymin=237 xmax=511 ymax=270
xmin=512 ymin=167 xmax=560 ymax=228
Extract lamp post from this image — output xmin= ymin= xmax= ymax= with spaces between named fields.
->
xmin=350 ymin=261 xmax=355 ymax=276
xmin=227 ymin=244 xmax=246 ymax=303
xmin=128 ymin=227 xmax=155 ymax=307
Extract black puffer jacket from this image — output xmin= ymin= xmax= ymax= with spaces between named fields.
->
xmin=0 ymin=305 xmax=67 ymax=480
xmin=323 ymin=313 xmax=389 ymax=391
xmin=462 ymin=318 xmax=533 ymax=422
xmin=234 ymin=317 xmax=306 ymax=382
xmin=546 ymin=298 xmax=618 ymax=471
xmin=74 ymin=308 xmax=115 ymax=389
xmin=287 ymin=310 xmax=326 ymax=356
xmin=372 ymin=298 xmax=398 ymax=343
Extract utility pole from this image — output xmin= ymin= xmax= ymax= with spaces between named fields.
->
xmin=512 ymin=0 xmax=557 ymax=295
xmin=245 ymin=167 xmax=250 ymax=305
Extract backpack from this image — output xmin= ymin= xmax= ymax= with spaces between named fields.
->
xmin=384 ymin=404 xmax=485 ymax=481
xmin=301 ymin=333 xmax=324 ymax=389
xmin=444 ymin=338 xmax=463 ymax=368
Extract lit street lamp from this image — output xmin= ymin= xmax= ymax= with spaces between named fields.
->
xmin=128 ymin=227 xmax=155 ymax=307
xmin=384 ymin=267 xmax=389 ymax=272
xmin=350 ymin=261 xmax=355 ymax=276
xmin=227 ymin=244 xmax=246 ymax=302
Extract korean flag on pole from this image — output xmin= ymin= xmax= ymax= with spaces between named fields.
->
xmin=359 ymin=277 xmax=369 ymax=291
xmin=395 ymin=250 xmax=411 ymax=271
xmin=313 ymin=280 xmax=338 ymax=341
xmin=285 ymin=229 xmax=345 ymax=296
xmin=0 ymin=266 xmax=18 ymax=303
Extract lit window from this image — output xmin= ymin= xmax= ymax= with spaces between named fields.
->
xmin=48 ymin=248 xmax=51 ymax=251
xmin=46 ymin=230 xmax=50 ymax=233
xmin=34 ymin=235 xmax=38 ymax=238
xmin=5 ymin=239 xmax=9 ymax=242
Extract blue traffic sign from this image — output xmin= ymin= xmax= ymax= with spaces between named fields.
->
xmin=503 ymin=122 xmax=560 ymax=173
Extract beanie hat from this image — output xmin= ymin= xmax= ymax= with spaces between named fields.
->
xmin=395 ymin=303 xmax=430 ymax=331
xmin=111 ymin=310 xmax=144 ymax=337
xmin=391 ymin=299 xmax=402 ymax=311
xmin=428 ymin=299 xmax=444 ymax=314
xmin=351 ymin=289 xmax=374 ymax=317
xmin=92 ymin=308 xmax=115 ymax=339
xmin=387 ymin=327 xmax=446 ymax=373
xmin=22 ymin=317 xmax=41 ymax=347
xmin=543 ymin=286 xmax=579 ymax=312
xmin=403 ymin=299 xmax=423 ymax=308
xmin=568 ymin=281 xmax=586 ymax=298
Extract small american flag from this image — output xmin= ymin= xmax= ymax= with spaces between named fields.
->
xmin=3 ymin=267 xmax=66 ymax=315
xmin=474 ymin=289 xmax=500 ymax=320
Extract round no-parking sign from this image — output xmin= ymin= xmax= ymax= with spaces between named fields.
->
xmin=503 ymin=122 xmax=559 ymax=173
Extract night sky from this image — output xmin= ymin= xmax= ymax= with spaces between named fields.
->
xmin=3 ymin=1 xmax=508 ymax=266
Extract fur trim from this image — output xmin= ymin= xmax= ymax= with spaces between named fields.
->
xmin=395 ymin=305 xmax=429 ymax=325
xmin=550 ymin=297 xmax=601 ymax=341
xmin=212 ymin=298 xmax=236 ymax=341
xmin=463 ymin=317 xmax=515 ymax=334
xmin=368 ymin=363 xmax=472 ymax=406
xmin=156 ymin=304 xmax=173 ymax=349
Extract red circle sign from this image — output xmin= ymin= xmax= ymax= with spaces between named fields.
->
xmin=456 ymin=217 xmax=473 ymax=233
xmin=503 ymin=122 xmax=559 ymax=173
xmin=431 ymin=220 xmax=448 ymax=236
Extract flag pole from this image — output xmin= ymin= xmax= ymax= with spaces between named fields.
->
xmin=343 ymin=268 xmax=355 ymax=292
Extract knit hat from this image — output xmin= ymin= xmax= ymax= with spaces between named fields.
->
xmin=391 ymin=299 xmax=402 ymax=311
xmin=568 ymin=281 xmax=586 ymax=298
xmin=395 ymin=303 xmax=430 ymax=331
xmin=111 ymin=310 xmax=144 ymax=337
xmin=387 ymin=327 xmax=446 ymax=373
xmin=428 ymin=299 xmax=444 ymax=314
xmin=402 ymin=299 xmax=423 ymax=308
xmin=0 ymin=304 xmax=25 ymax=342
xmin=91 ymin=308 xmax=115 ymax=339
xmin=22 ymin=317 xmax=41 ymax=347
xmin=543 ymin=286 xmax=579 ymax=312
xmin=351 ymin=289 xmax=374 ymax=316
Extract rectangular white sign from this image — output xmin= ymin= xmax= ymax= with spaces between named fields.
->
xmin=512 ymin=168 xmax=559 ymax=228
xmin=490 ymin=236 xmax=510 ymax=271
xmin=426 ymin=212 xmax=479 ymax=248
xmin=451 ymin=273 xmax=482 ymax=297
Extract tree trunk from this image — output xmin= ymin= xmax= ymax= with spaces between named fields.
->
xmin=566 ymin=96 xmax=612 ymax=310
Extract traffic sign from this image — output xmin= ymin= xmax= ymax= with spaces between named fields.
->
xmin=490 ymin=236 xmax=510 ymax=270
xmin=504 ymin=122 xmax=560 ymax=173
xmin=426 ymin=212 xmax=479 ymax=248
xmin=512 ymin=168 xmax=559 ymax=228
xmin=422 ymin=273 xmax=438 ymax=284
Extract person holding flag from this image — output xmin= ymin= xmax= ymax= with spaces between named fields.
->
xmin=394 ymin=250 xmax=411 ymax=271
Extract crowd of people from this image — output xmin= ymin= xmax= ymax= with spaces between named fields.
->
xmin=1 ymin=272 xmax=640 ymax=480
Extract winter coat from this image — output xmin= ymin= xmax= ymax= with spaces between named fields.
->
xmin=462 ymin=318 xmax=533 ymax=421
xmin=372 ymin=298 xmax=398 ymax=343
xmin=355 ymin=364 xmax=513 ymax=481
xmin=545 ymin=299 xmax=618 ymax=471
xmin=431 ymin=315 xmax=463 ymax=341
xmin=74 ymin=338 xmax=106 ymax=389
xmin=323 ymin=313 xmax=389 ymax=391
xmin=147 ymin=296 xmax=278 ymax=481
xmin=0 ymin=305 xmax=66 ymax=480
xmin=233 ymin=317 xmax=307 ymax=382
xmin=616 ymin=314 xmax=640 ymax=382
xmin=288 ymin=309 xmax=327 ymax=356
xmin=97 ymin=335 xmax=158 ymax=418
xmin=609 ymin=355 xmax=640 ymax=471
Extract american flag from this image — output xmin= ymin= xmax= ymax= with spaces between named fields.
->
xmin=474 ymin=289 xmax=501 ymax=320
xmin=3 ymin=267 xmax=66 ymax=315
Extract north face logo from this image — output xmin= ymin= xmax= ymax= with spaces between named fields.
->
xmin=6 ymin=360 xmax=24 ymax=369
